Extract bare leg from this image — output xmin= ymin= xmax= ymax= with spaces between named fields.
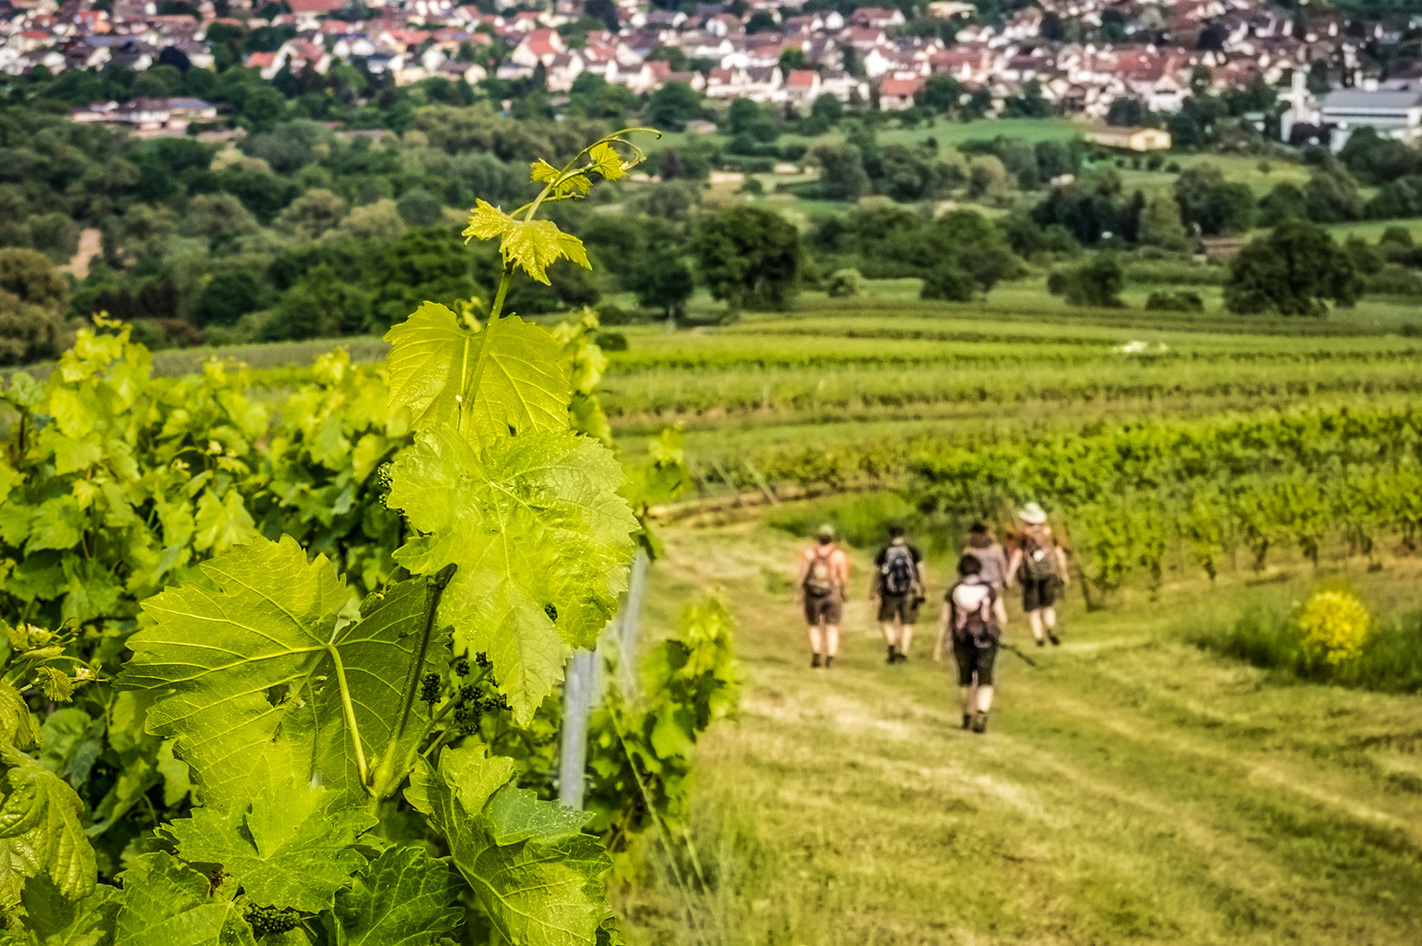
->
xmin=807 ymin=625 xmax=824 ymax=656
xmin=899 ymin=623 xmax=914 ymax=657
xmin=976 ymin=685 xmax=995 ymax=713
xmin=879 ymin=622 xmax=899 ymax=648
xmin=1027 ymin=609 xmax=1045 ymax=642
xmin=1042 ymin=606 xmax=1058 ymax=635
xmin=825 ymin=624 xmax=840 ymax=658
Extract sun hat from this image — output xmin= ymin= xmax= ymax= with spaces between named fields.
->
xmin=1019 ymin=502 xmax=1048 ymax=525
xmin=815 ymin=523 xmax=837 ymax=541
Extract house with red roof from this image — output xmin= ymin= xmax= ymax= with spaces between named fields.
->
xmin=877 ymin=73 xmax=924 ymax=109
xmin=509 ymin=27 xmax=563 ymax=68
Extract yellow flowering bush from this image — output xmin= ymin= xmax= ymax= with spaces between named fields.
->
xmin=1296 ymin=590 xmax=1373 ymax=668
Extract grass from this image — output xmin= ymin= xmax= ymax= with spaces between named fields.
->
xmin=616 ymin=517 xmax=1422 ymax=944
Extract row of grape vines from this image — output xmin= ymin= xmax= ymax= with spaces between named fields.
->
xmin=0 ymin=133 xmax=732 ymax=946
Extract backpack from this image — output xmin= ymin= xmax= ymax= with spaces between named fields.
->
xmin=803 ymin=546 xmax=836 ymax=596
xmin=950 ymin=581 xmax=997 ymax=647
xmin=881 ymin=544 xmax=917 ymax=596
xmin=1022 ymin=535 xmax=1057 ymax=583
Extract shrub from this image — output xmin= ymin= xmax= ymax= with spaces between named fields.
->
xmin=1145 ymin=289 xmax=1204 ymax=312
xmin=1063 ymin=255 xmax=1124 ymax=307
xmin=1365 ymin=264 xmax=1422 ymax=296
xmin=594 ymin=329 xmax=628 ymax=351
xmin=920 ymin=261 xmax=976 ymax=301
xmin=1046 ymin=269 xmax=1069 ymax=295
xmin=1296 ymin=589 xmax=1372 ymax=670
xmin=825 ymin=267 xmax=868 ymax=298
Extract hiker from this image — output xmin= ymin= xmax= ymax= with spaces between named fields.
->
xmin=1006 ymin=502 xmax=1070 ymax=647
xmin=796 ymin=524 xmax=849 ymax=669
xmin=935 ymin=554 xmax=1008 ymax=733
xmin=964 ymin=520 xmax=1009 ymax=592
xmin=871 ymin=525 xmax=925 ymax=663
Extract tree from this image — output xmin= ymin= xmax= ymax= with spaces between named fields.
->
xmin=181 ymin=194 xmax=261 ymax=240
xmin=275 ymin=188 xmax=348 ymax=240
xmin=920 ymin=261 xmax=976 ymax=301
xmin=916 ymin=210 xmax=1024 ymax=296
xmin=1173 ymin=164 xmax=1254 ymax=235
xmin=917 ymin=74 xmax=962 ymax=113
xmin=194 ymin=271 xmax=264 ymax=326
xmin=647 ymin=81 xmax=702 ymax=129
xmin=1138 ymin=192 xmax=1190 ymax=251
xmin=342 ymin=198 xmax=407 ymax=241
xmin=396 ymin=188 xmax=444 ymax=227
xmin=631 ymin=248 xmax=695 ymax=322
xmin=691 ymin=204 xmax=800 ymax=311
xmin=1224 ymin=221 xmax=1362 ymax=316
xmin=810 ymin=143 xmax=870 ymax=201
xmin=810 ymin=93 xmax=843 ymax=127
xmin=0 ymin=248 xmax=71 ymax=365
xmin=1064 ymin=255 xmax=1124 ymax=307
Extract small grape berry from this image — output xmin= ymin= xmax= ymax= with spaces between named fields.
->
xmin=454 ymin=657 xmax=470 ymax=677
xmin=544 ymin=604 xmax=558 ymax=622
xmin=419 ymin=673 xmax=441 ymax=705
xmin=475 ymin=651 xmax=492 ymax=669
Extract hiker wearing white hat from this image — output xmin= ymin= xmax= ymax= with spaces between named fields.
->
xmin=1006 ymin=503 xmax=1069 ymax=647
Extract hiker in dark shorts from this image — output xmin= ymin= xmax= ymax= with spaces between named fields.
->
xmin=871 ymin=525 xmax=925 ymax=663
xmin=964 ymin=521 xmax=1008 ymax=592
xmin=935 ymin=554 xmax=1008 ymax=733
xmin=1006 ymin=502 xmax=1070 ymax=647
xmin=796 ymin=524 xmax=850 ymax=669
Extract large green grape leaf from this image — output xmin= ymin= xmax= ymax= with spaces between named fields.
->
xmin=0 ymin=748 xmax=95 ymax=910
xmin=405 ymin=746 xmax=610 ymax=946
xmin=387 ymin=428 xmax=637 ymax=721
xmin=384 ymin=302 xmax=570 ymax=445
xmin=16 ymin=879 xmax=120 ymax=946
xmin=115 ymin=852 xmax=255 ymax=946
xmin=119 ymin=537 xmax=447 ymax=809
xmin=333 ymin=846 xmax=462 ymax=946
xmin=165 ymin=779 xmax=374 ymax=912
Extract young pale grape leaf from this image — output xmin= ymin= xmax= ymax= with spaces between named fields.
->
xmin=332 ymin=846 xmax=462 ymax=946
xmin=119 ymin=537 xmax=445 ymax=809
xmin=462 ymin=200 xmax=591 ymax=285
xmin=0 ymin=749 xmax=96 ymax=910
xmin=16 ymin=878 xmax=120 ymax=946
xmin=165 ymin=778 xmax=375 ymax=912
xmin=384 ymin=302 xmax=570 ymax=445
xmin=387 ymin=428 xmax=637 ymax=721
xmin=115 ymin=852 xmax=256 ymax=946
xmin=405 ymin=746 xmax=610 ymax=946
xmin=585 ymin=143 xmax=626 ymax=182
xmin=0 ymin=682 xmax=42 ymax=751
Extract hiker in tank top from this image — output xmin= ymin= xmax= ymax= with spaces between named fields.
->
xmin=1006 ymin=502 xmax=1070 ymax=648
xmin=935 ymin=554 xmax=1008 ymax=733
xmin=871 ymin=524 xmax=925 ymax=664
xmin=796 ymin=524 xmax=850 ymax=669
xmin=963 ymin=520 xmax=1009 ymax=592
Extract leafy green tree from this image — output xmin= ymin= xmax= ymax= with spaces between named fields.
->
xmin=810 ymin=93 xmax=843 ymax=126
xmin=647 ymin=81 xmax=702 ymax=129
xmin=1224 ymin=220 xmax=1362 ymax=316
xmin=0 ymin=248 xmax=71 ymax=364
xmin=397 ymin=188 xmax=444 ymax=227
xmin=181 ymin=193 xmax=261 ymax=240
xmin=631 ymin=248 xmax=694 ymax=322
xmin=370 ymin=227 xmax=480 ymax=329
xmin=810 ymin=142 xmax=870 ymax=200
xmin=1173 ymin=164 xmax=1254 ymax=235
xmin=915 ymin=210 xmax=1024 ymax=295
xmin=1139 ymin=191 xmax=1190 ymax=251
xmin=920 ymin=261 xmax=976 ymax=301
xmin=1302 ymin=167 xmax=1362 ymax=223
xmin=918 ymin=74 xmax=963 ymax=113
xmin=1258 ymin=181 xmax=1308 ymax=226
xmin=1064 ymin=254 xmax=1125 ymax=307
xmin=263 ymin=264 xmax=371 ymax=339
xmin=275 ymin=188 xmax=347 ymax=240
xmin=194 ymin=271 xmax=264 ymax=327
xmin=691 ymin=204 xmax=801 ymax=311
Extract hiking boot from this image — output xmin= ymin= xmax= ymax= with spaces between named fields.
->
xmin=824 ymin=656 xmax=834 ymax=670
xmin=1035 ymin=638 xmax=1045 ymax=648
xmin=970 ymin=712 xmax=988 ymax=734
xmin=811 ymin=654 xmax=821 ymax=669
xmin=961 ymin=714 xmax=973 ymax=730
xmin=1048 ymin=631 xmax=1061 ymax=646
xmin=886 ymin=646 xmax=896 ymax=664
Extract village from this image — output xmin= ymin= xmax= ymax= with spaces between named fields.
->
xmin=3 ymin=0 xmax=1422 ymax=148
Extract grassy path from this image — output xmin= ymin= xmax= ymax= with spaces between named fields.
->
xmin=620 ymin=521 xmax=1422 ymax=945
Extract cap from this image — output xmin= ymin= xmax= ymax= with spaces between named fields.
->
xmin=1019 ymin=502 xmax=1048 ymax=525
xmin=815 ymin=523 xmax=837 ymax=541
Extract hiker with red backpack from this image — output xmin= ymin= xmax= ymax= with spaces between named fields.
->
xmin=935 ymin=554 xmax=1008 ymax=733
xmin=871 ymin=525 xmax=925 ymax=663
xmin=1006 ymin=502 xmax=1070 ymax=648
xmin=797 ymin=524 xmax=850 ymax=669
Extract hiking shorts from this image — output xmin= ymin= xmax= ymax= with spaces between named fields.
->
xmin=803 ymin=591 xmax=842 ymax=626
xmin=952 ymin=639 xmax=997 ymax=687
xmin=1021 ymin=577 xmax=1058 ymax=612
xmin=877 ymin=592 xmax=922 ymax=624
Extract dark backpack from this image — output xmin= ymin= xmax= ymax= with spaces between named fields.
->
xmin=951 ymin=581 xmax=997 ymax=647
xmin=1022 ymin=536 xmax=1057 ymax=583
xmin=881 ymin=544 xmax=916 ymax=596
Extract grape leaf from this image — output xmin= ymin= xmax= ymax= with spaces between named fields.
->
xmin=0 ymin=748 xmax=96 ymax=910
xmin=166 ymin=779 xmax=374 ymax=912
xmin=16 ymin=879 xmax=120 ymax=946
xmin=333 ymin=846 xmax=462 ymax=946
xmin=586 ymin=143 xmax=626 ymax=182
xmin=0 ymin=683 xmax=42 ymax=751
xmin=119 ymin=537 xmax=447 ymax=809
xmin=387 ymin=428 xmax=637 ymax=721
xmin=405 ymin=746 xmax=610 ymax=946
xmin=462 ymin=200 xmax=591 ymax=285
xmin=115 ymin=852 xmax=256 ymax=946
xmin=384 ymin=302 xmax=570 ymax=445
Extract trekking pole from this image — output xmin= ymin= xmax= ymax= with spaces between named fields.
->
xmin=999 ymin=641 xmax=1039 ymax=668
